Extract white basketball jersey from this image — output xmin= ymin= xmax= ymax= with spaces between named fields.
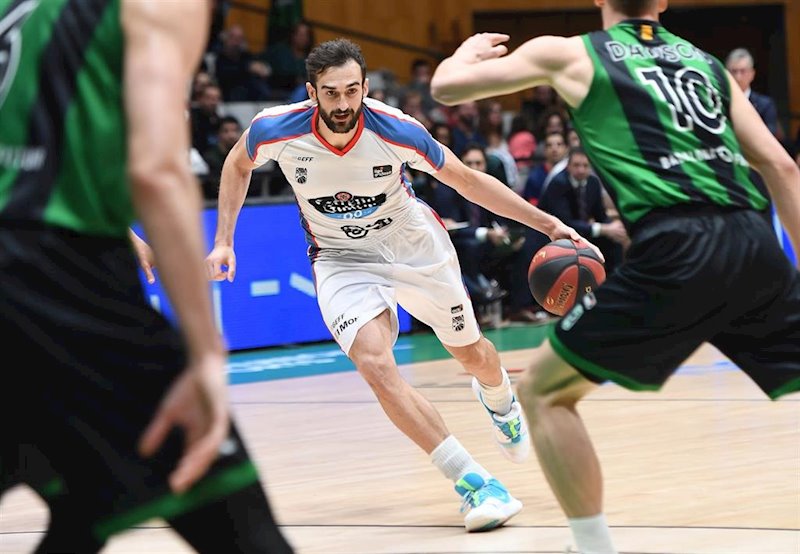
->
xmin=245 ymin=98 xmax=445 ymax=255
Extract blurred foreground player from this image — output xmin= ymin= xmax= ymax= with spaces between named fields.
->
xmin=0 ymin=1 xmax=292 ymax=552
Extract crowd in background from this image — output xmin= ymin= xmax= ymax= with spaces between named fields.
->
xmin=186 ymin=10 xmax=800 ymax=327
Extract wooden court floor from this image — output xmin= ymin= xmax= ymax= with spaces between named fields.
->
xmin=1 ymin=327 xmax=798 ymax=553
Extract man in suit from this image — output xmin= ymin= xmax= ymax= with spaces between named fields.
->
xmin=725 ymin=48 xmax=779 ymax=138
xmin=726 ymin=48 xmax=783 ymax=229
xmin=539 ymin=147 xmax=629 ymax=273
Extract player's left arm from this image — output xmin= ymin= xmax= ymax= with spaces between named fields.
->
xmin=430 ymin=34 xmax=583 ymax=106
xmin=435 ymin=146 xmax=602 ymax=260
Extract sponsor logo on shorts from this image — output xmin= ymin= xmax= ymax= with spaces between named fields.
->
xmin=295 ymin=167 xmax=308 ymax=184
xmin=560 ymin=292 xmax=597 ymax=331
xmin=373 ymin=164 xmax=392 ymax=178
xmin=308 ymin=191 xmax=387 ymax=219
xmin=452 ymin=314 xmax=465 ymax=332
xmin=341 ymin=217 xmax=393 ymax=239
xmin=331 ymin=313 xmax=358 ymax=338
xmin=450 ymin=304 xmax=463 ymax=314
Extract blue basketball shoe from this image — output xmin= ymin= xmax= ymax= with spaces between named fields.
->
xmin=455 ymin=473 xmax=523 ymax=532
xmin=472 ymin=377 xmax=531 ymax=463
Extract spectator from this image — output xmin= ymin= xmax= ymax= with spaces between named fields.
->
xmin=726 ymin=47 xmax=779 ymax=225
xmin=535 ymin=107 xmax=568 ymax=144
xmin=523 ymin=131 xmax=568 ymax=206
xmin=539 ymin=147 xmax=629 ymax=273
xmin=215 ymin=24 xmax=271 ymax=101
xmin=507 ymin=115 xmax=538 ymax=186
xmin=202 ymin=116 xmax=243 ymax=200
xmin=190 ymin=71 xmax=213 ymax=107
xmin=263 ymin=19 xmax=314 ymax=100
xmin=190 ymin=83 xmax=223 ymax=153
xmin=404 ymin=58 xmax=438 ymax=115
xmin=725 ymin=48 xmax=780 ymax=139
xmin=400 ymin=89 xmax=432 ymax=129
xmin=520 ymin=85 xmax=559 ymax=133
xmin=566 ymin=126 xmax=581 ymax=148
xmin=450 ymin=101 xmax=486 ymax=156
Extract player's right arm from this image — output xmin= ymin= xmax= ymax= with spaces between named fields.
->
xmin=205 ymin=130 xmax=259 ymax=282
xmin=430 ymin=33 xmax=591 ymax=108
xmin=122 ymin=0 xmax=229 ymax=493
xmin=728 ymin=72 xmax=800 ymax=263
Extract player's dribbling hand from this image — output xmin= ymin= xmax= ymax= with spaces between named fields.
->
xmin=454 ymin=32 xmax=510 ymax=63
xmin=550 ymin=222 xmax=605 ymax=263
xmin=205 ymin=246 xmax=237 ymax=282
xmin=138 ymin=352 xmax=230 ymax=493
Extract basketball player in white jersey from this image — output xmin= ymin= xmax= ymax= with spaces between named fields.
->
xmin=206 ymin=38 xmax=590 ymax=532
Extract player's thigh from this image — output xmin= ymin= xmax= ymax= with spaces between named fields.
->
xmin=314 ymin=258 xmax=397 ymax=355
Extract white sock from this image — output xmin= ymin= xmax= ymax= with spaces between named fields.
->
xmin=476 ymin=367 xmax=513 ymax=415
xmin=430 ymin=435 xmax=491 ymax=483
xmin=568 ymin=514 xmax=617 ymax=554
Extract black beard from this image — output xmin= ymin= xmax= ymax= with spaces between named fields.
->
xmin=318 ymin=103 xmax=363 ymax=134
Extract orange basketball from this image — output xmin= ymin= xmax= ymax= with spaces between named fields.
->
xmin=528 ymin=239 xmax=606 ymax=316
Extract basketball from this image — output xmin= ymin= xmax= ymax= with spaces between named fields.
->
xmin=528 ymin=239 xmax=606 ymax=316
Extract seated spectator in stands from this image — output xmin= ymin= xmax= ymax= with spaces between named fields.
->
xmin=480 ymin=100 xmax=519 ymax=192
xmin=215 ymin=24 xmax=271 ymax=101
xmin=190 ymin=83 xmax=223 ymax=154
xmin=535 ymin=107 xmax=568 ymax=144
xmin=507 ymin=115 xmax=537 ymax=185
xmin=403 ymin=58 xmax=438 ymax=114
xmin=726 ymin=48 xmax=779 ymax=139
xmin=400 ymin=89 xmax=432 ymax=130
xmin=523 ymin=131 xmax=567 ymax=206
xmin=539 ymin=147 xmax=629 ymax=274
xmin=459 ymin=144 xmax=530 ymax=324
xmin=190 ymin=71 xmax=213 ymax=108
xmin=202 ymin=116 xmax=243 ymax=201
xmin=263 ymin=20 xmax=314 ymax=100
xmin=520 ymin=85 xmax=558 ymax=134
xmin=566 ymin=126 xmax=581 ymax=148
xmin=450 ymin=101 xmax=486 ymax=157
xmin=725 ymin=47 xmax=780 ymax=226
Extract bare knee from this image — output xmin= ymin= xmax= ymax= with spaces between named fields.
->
xmin=354 ymin=352 xmax=402 ymax=396
xmin=517 ymin=342 xmax=595 ymax=417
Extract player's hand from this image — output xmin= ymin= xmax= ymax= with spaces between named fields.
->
xmin=549 ymin=222 xmax=605 ymax=263
xmin=205 ymin=245 xmax=237 ymax=282
xmin=453 ymin=32 xmax=510 ymax=63
xmin=138 ymin=352 xmax=230 ymax=493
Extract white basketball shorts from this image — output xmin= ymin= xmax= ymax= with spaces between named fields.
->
xmin=312 ymin=202 xmax=482 ymax=355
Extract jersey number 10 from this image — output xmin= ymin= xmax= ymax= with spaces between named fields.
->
xmin=636 ymin=66 xmax=727 ymax=135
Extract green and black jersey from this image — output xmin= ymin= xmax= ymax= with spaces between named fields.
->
xmin=571 ymin=19 xmax=768 ymax=225
xmin=0 ymin=0 xmax=130 ymax=237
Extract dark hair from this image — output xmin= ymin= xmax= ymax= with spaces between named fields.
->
xmin=305 ymin=38 xmax=367 ymax=87
xmin=545 ymin=130 xmax=567 ymax=143
xmin=411 ymin=58 xmax=431 ymax=72
xmin=567 ymin=146 xmax=588 ymax=163
xmin=607 ymin=0 xmax=657 ymax=16
xmin=219 ymin=115 xmax=242 ymax=129
xmin=461 ymin=141 xmax=487 ymax=159
xmin=291 ymin=20 xmax=315 ymax=57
